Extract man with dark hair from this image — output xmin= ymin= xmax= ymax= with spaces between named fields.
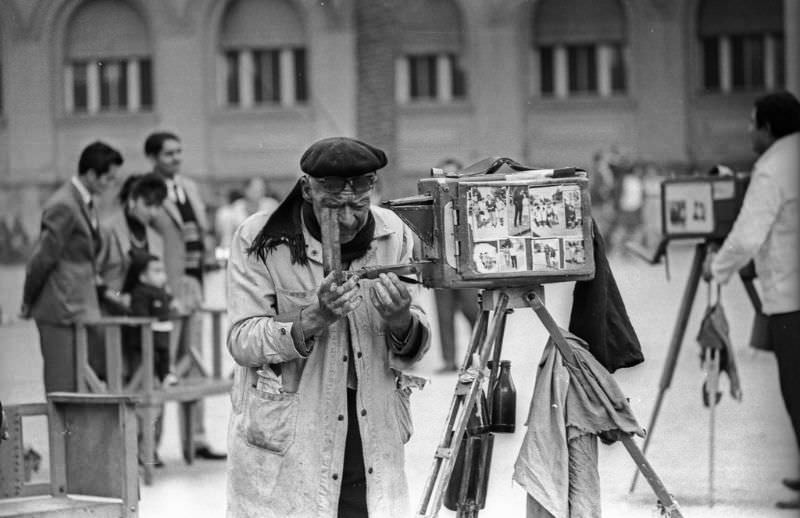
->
xmin=226 ymin=137 xmax=430 ymax=518
xmin=709 ymin=91 xmax=800 ymax=510
xmin=144 ymin=131 xmax=225 ymax=461
xmin=20 ymin=141 xmax=123 ymax=392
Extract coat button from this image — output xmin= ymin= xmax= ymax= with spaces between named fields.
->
xmin=332 ymin=474 xmax=338 ymax=480
xmin=280 ymin=328 xmax=287 ymax=335
xmin=338 ymin=414 xmax=344 ymax=421
xmin=311 ymin=250 xmax=318 ymax=256
xmin=368 ymin=467 xmax=373 ymax=474
xmin=356 ymin=351 xmax=362 ymax=358
xmin=342 ymin=355 xmax=348 ymax=362
xmin=360 ymin=409 xmax=367 ymax=416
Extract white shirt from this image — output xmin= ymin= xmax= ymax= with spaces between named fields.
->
xmin=164 ymin=177 xmax=186 ymax=204
xmin=712 ymin=133 xmax=800 ymax=314
xmin=71 ymin=176 xmax=93 ymax=207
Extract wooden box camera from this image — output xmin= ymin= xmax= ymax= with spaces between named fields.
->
xmin=385 ymin=169 xmax=595 ymax=289
xmin=661 ymin=174 xmax=749 ymax=241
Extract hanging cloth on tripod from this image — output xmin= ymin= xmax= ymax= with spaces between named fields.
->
xmin=513 ymin=331 xmax=644 ymax=518
xmin=697 ymin=288 xmax=743 ymax=405
xmin=569 ymin=218 xmax=644 ymax=373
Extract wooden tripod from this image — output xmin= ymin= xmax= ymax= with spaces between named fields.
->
xmin=417 ymin=287 xmax=684 ymax=518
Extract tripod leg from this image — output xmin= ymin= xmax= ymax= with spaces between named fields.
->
xmin=418 ymin=294 xmax=510 ymax=517
xmin=524 ymin=290 xmax=684 ymax=518
xmin=621 ymin=436 xmax=684 ymax=518
xmin=705 ymin=348 xmax=720 ymax=507
xmin=630 ymin=243 xmax=706 ymax=492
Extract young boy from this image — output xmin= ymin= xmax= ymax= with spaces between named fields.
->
xmin=123 ymin=251 xmax=179 ymax=384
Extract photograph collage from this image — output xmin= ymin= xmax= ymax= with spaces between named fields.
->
xmin=466 ymin=183 xmax=586 ymax=275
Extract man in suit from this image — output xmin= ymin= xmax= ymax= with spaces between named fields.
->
xmin=20 ymin=141 xmax=123 ymax=392
xmin=145 ymin=131 xmax=226 ymax=461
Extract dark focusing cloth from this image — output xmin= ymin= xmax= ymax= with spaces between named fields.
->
xmin=568 ymin=218 xmax=644 ymax=372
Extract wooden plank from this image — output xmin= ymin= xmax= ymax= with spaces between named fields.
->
xmin=81 ymin=316 xmax=155 ymax=326
xmin=74 ymin=324 xmax=88 ymax=393
xmin=211 ymin=311 xmax=223 ymax=379
xmin=82 ymin=365 xmax=106 ymax=394
xmin=61 ymin=404 xmax=120 ymax=498
xmin=119 ymin=404 xmax=139 ymax=516
xmin=0 ymin=496 xmax=122 ymax=517
xmin=104 ymin=326 xmax=123 ymax=393
xmin=47 ymin=393 xmax=140 ymax=406
xmin=141 ymin=323 xmax=154 ymax=393
xmin=46 ymin=400 xmax=67 ymax=497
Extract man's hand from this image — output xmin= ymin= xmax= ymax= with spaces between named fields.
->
xmin=370 ymin=273 xmax=413 ymax=337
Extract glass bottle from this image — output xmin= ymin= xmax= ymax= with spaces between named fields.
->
xmin=490 ymin=360 xmax=516 ymax=433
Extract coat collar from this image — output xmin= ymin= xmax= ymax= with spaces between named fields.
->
xmin=68 ymin=180 xmax=97 ymax=238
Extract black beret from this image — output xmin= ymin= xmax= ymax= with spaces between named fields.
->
xmin=300 ymin=137 xmax=387 ymax=178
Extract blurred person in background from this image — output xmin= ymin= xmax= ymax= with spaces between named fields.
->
xmin=20 ymin=141 xmax=122 ymax=392
xmin=707 ymin=91 xmax=800 ymax=510
xmin=145 ymin=131 xmax=226 ymax=461
xmin=432 ymin=158 xmax=479 ymax=373
xmin=96 ymin=173 xmax=168 ymax=316
xmin=215 ymin=176 xmax=279 ymax=252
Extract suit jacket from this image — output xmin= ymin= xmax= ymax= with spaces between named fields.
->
xmin=22 ymin=181 xmax=100 ymax=325
xmin=96 ymin=208 xmax=164 ymax=292
xmin=150 ymin=174 xmax=207 ymax=305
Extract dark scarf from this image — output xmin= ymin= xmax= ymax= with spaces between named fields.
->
xmin=247 ymin=180 xmax=375 ymax=265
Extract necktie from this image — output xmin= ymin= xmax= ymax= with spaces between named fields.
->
xmin=172 ymin=183 xmax=186 ymax=204
xmin=87 ymin=199 xmax=98 ymax=230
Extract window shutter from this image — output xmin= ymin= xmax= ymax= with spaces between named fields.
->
xmin=533 ymin=0 xmax=626 ymax=45
xmin=698 ymin=0 xmax=783 ymax=37
xmin=221 ymin=0 xmax=305 ymax=49
xmin=66 ymin=0 xmax=150 ymax=59
xmin=400 ymin=0 xmax=462 ymax=54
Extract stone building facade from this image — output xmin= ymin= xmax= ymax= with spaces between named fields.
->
xmin=0 ymin=0 xmax=797 ymax=259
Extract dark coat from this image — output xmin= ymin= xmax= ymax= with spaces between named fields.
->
xmin=22 ymin=181 xmax=100 ymax=325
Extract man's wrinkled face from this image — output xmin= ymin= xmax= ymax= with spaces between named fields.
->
xmin=301 ymin=174 xmax=375 ymax=244
xmin=151 ymin=138 xmax=182 ymax=178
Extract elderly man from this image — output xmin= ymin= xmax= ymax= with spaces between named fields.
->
xmin=709 ymin=91 xmax=800 ymax=510
xmin=226 ymin=137 xmax=430 ymax=518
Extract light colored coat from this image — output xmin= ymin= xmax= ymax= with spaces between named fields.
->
xmin=225 ymin=206 xmax=430 ymax=518
xmin=96 ymin=208 xmax=164 ymax=292
xmin=712 ymin=132 xmax=799 ymax=314
xmin=150 ymin=174 xmax=207 ymax=309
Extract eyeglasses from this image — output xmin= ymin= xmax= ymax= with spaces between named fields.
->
xmin=311 ymin=174 xmax=377 ymax=194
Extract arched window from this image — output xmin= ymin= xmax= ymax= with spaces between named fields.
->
xmin=64 ymin=0 xmax=152 ymax=114
xmin=532 ymin=0 xmax=627 ymax=98
xmin=698 ymin=0 xmax=784 ymax=93
xmin=396 ymin=0 xmax=467 ymax=104
xmin=219 ymin=0 xmax=308 ymax=108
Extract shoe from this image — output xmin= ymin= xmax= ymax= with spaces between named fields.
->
xmin=776 ymin=497 xmax=800 ymax=509
xmin=195 ymin=445 xmax=227 ymax=460
xmin=783 ymin=478 xmax=800 ymax=491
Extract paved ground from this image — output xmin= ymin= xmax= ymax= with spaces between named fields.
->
xmin=1 ymin=244 xmax=798 ymax=517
